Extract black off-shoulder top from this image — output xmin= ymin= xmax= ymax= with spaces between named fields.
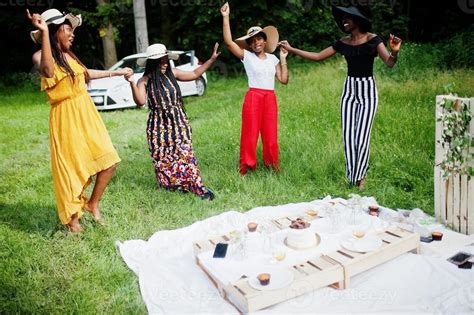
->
xmin=332 ymin=35 xmax=383 ymax=77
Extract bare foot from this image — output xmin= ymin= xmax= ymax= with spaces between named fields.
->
xmin=357 ymin=178 xmax=366 ymax=190
xmin=67 ymin=223 xmax=84 ymax=233
xmin=67 ymin=214 xmax=84 ymax=233
xmin=84 ymin=203 xmax=105 ymax=225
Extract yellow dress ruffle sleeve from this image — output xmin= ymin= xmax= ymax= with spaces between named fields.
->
xmin=42 ymin=60 xmax=121 ymax=224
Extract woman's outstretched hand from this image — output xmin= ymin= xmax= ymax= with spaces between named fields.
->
xmin=278 ymin=40 xmax=293 ymax=52
xmin=389 ymin=34 xmax=402 ymax=52
xmin=211 ymin=43 xmax=221 ymax=60
xmin=280 ymin=46 xmax=288 ymax=59
xmin=123 ymin=68 xmax=134 ymax=82
xmin=26 ymin=9 xmax=48 ymax=32
xmin=220 ymin=2 xmax=230 ymax=17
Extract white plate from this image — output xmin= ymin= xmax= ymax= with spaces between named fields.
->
xmin=248 ymin=267 xmax=294 ymax=291
xmin=340 ymin=234 xmax=382 ymax=253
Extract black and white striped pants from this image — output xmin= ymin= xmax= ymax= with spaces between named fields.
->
xmin=340 ymin=76 xmax=378 ymax=184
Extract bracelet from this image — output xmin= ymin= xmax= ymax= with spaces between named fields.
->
xmin=281 ymin=63 xmax=287 ymax=66
xmin=108 ymin=71 xmax=112 ymax=78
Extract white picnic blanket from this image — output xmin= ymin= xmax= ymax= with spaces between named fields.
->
xmin=117 ymin=197 xmax=474 ymax=314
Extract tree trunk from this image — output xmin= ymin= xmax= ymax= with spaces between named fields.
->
xmin=133 ymin=0 xmax=149 ymax=53
xmin=160 ymin=3 xmax=172 ymax=45
xmin=96 ymin=0 xmax=118 ymax=69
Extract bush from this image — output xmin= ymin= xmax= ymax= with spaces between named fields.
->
xmin=436 ymin=25 xmax=474 ymax=69
xmin=375 ymin=26 xmax=474 ymax=81
xmin=0 ymin=72 xmax=40 ymax=91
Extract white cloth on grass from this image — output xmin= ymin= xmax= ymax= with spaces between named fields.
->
xmin=117 ymin=197 xmax=474 ymax=314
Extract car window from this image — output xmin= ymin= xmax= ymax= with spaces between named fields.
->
xmin=116 ymin=58 xmax=145 ymax=73
xmin=175 ymin=53 xmax=191 ymax=67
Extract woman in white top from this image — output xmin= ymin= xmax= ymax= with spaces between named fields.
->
xmin=220 ymin=2 xmax=288 ymax=175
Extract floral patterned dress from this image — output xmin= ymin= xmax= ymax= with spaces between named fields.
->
xmin=146 ymin=73 xmax=207 ymax=196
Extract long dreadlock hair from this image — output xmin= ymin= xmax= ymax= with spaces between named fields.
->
xmin=143 ymin=58 xmax=182 ymax=103
xmin=47 ymin=21 xmax=90 ymax=83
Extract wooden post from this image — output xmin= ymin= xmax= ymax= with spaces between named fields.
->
xmin=434 ymin=95 xmax=473 ymax=235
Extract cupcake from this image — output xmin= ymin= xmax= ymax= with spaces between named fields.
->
xmin=247 ymin=222 xmax=258 ymax=232
xmin=306 ymin=209 xmax=318 ymax=217
xmin=432 ymin=231 xmax=443 ymax=241
xmin=257 ymin=273 xmax=271 ymax=286
xmin=368 ymin=205 xmax=379 ymax=216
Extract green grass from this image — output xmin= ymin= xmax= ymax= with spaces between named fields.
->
xmin=1 ymin=59 xmax=473 ymax=313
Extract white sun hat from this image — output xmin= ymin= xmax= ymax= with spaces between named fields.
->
xmin=235 ymin=26 xmax=279 ymax=53
xmin=30 ymin=8 xmax=82 ymax=44
xmin=137 ymin=44 xmax=179 ymax=67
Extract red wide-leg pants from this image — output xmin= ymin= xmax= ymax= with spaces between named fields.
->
xmin=239 ymin=88 xmax=279 ymax=175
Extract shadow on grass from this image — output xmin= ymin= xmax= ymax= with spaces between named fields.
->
xmin=0 ymin=201 xmax=61 ymax=236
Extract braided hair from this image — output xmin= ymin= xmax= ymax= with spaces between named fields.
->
xmin=144 ymin=58 xmax=182 ymax=105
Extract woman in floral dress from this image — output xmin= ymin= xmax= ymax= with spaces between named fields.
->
xmin=126 ymin=43 xmax=220 ymax=200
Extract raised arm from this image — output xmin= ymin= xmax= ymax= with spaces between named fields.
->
xmin=28 ymin=9 xmax=54 ymax=77
xmin=275 ymin=47 xmax=288 ymax=85
xmin=220 ymin=2 xmax=244 ymax=60
xmin=125 ymin=73 xmax=148 ymax=107
xmin=86 ymin=68 xmax=133 ymax=80
xmin=278 ymin=40 xmax=336 ymax=62
xmin=377 ymin=34 xmax=402 ymax=68
xmin=173 ymin=43 xmax=220 ymax=82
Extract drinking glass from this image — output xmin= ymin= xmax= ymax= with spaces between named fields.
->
xmin=325 ymin=203 xmax=342 ymax=233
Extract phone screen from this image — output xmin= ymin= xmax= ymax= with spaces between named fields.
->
xmin=451 ymin=253 xmax=470 ymax=263
xmin=447 ymin=252 xmax=471 ymax=265
xmin=213 ymin=243 xmax=228 ymax=258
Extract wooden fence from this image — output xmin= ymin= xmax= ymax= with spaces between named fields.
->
xmin=434 ymin=95 xmax=474 ymax=235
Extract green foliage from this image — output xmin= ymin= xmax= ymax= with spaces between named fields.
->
xmin=435 ymin=25 xmax=474 ymax=69
xmin=375 ymin=27 xmax=474 ymax=81
xmin=0 ymin=72 xmax=39 ymax=91
xmin=370 ymin=0 xmax=409 ymax=39
xmin=437 ymin=89 xmax=474 ymax=179
xmin=1 ymin=17 xmax=474 ymax=313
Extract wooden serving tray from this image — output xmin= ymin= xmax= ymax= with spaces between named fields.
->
xmin=193 ymin=226 xmax=420 ymax=313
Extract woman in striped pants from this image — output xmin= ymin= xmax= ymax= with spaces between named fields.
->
xmin=279 ymin=5 xmax=402 ymax=189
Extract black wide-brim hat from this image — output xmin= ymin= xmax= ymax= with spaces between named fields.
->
xmin=332 ymin=6 xmax=371 ymax=33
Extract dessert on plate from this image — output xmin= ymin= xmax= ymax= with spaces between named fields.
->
xmin=286 ymin=218 xmax=317 ymax=249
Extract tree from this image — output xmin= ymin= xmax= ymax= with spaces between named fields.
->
xmin=133 ymin=0 xmax=149 ymax=53
xmin=96 ymin=0 xmax=118 ymax=68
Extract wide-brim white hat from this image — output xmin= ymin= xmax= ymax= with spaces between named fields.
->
xmin=30 ymin=9 xmax=82 ymax=44
xmin=235 ymin=26 xmax=279 ymax=53
xmin=137 ymin=44 xmax=179 ymax=67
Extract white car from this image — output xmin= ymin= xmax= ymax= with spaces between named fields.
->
xmin=88 ymin=50 xmax=207 ymax=110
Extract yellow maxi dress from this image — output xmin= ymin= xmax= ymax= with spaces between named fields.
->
xmin=42 ymin=59 xmax=121 ymax=224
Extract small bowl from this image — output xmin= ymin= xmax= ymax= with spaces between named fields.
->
xmin=432 ymin=231 xmax=443 ymax=241
xmin=247 ymin=222 xmax=258 ymax=232
xmin=257 ymin=273 xmax=271 ymax=286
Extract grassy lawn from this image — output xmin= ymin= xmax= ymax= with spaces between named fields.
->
xmin=1 ymin=58 xmax=473 ymax=313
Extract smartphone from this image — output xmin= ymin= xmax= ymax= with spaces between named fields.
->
xmin=458 ymin=261 xmax=472 ymax=269
xmin=447 ymin=252 xmax=472 ymax=266
xmin=213 ymin=243 xmax=228 ymax=258
xmin=420 ymin=236 xmax=433 ymax=243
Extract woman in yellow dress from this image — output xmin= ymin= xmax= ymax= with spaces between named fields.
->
xmin=28 ymin=9 xmax=131 ymax=232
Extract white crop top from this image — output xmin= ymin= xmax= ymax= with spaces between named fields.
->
xmin=241 ymin=49 xmax=280 ymax=90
